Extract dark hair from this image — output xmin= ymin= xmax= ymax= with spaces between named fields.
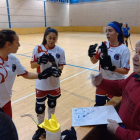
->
xmin=42 ymin=27 xmax=58 ymax=45
xmin=0 ymin=30 xmax=16 ymax=48
xmin=112 ymin=21 xmax=124 ymax=44
xmin=0 ymin=112 xmax=18 ymax=140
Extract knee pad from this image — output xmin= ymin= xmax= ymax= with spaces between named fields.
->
xmin=35 ymin=103 xmax=46 ymax=114
xmin=47 ymin=99 xmax=56 ymax=108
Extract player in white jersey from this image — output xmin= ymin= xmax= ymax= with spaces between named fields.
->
xmin=30 ymin=27 xmax=66 ymax=140
xmin=88 ymin=21 xmax=130 ymax=106
xmin=0 ymin=29 xmax=60 ymax=119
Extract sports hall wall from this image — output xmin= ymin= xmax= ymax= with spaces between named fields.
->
xmin=0 ymin=0 xmax=69 ymax=34
xmin=0 ymin=0 xmax=140 ymax=34
xmin=69 ymin=0 xmax=140 ymax=33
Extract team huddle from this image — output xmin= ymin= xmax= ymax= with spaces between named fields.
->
xmin=0 ymin=21 xmax=140 ymax=140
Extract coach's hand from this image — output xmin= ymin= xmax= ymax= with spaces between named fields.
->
xmin=107 ymin=119 xmax=119 ymax=135
xmin=91 ymin=73 xmax=103 ymax=86
xmin=88 ymin=43 xmax=98 ymax=57
xmin=37 ymin=54 xmax=49 ymax=65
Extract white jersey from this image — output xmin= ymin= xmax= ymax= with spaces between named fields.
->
xmin=94 ymin=41 xmax=130 ymax=80
xmin=0 ymin=54 xmax=27 ymax=108
xmin=0 ymin=57 xmax=8 ymax=84
xmin=31 ymin=44 xmax=66 ymax=91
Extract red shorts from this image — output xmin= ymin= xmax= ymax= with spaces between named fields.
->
xmin=36 ymin=87 xmax=61 ymax=98
xmin=96 ymin=87 xmax=113 ymax=99
xmin=2 ymin=100 xmax=12 ymax=118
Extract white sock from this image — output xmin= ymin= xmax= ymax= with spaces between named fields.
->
xmin=37 ymin=112 xmax=45 ymax=124
xmin=48 ymin=107 xmax=55 ymax=119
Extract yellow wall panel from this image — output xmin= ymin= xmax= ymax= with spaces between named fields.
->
xmin=0 ymin=26 xmax=140 ymax=35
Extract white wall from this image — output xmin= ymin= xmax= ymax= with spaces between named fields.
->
xmin=0 ymin=0 xmax=9 ymax=28
xmin=69 ymin=0 xmax=140 ymax=27
xmin=9 ymin=0 xmax=44 ymax=28
xmin=0 ymin=0 xmax=69 ymax=28
xmin=1 ymin=0 xmax=140 ymax=28
xmin=46 ymin=2 xmax=69 ymax=26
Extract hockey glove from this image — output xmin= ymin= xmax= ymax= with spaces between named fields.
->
xmin=88 ymin=43 xmax=98 ymax=57
xmin=48 ymin=54 xmax=57 ymax=67
xmin=38 ymin=67 xmax=62 ymax=79
xmin=100 ymin=55 xmax=116 ymax=71
xmin=99 ymin=42 xmax=108 ymax=57
xmin=38 ymin=67 xmax=53 ymax=79
xmin=61 ymin=126 xmax=77 ymax=140
xmin=51 ymin=67 xmax=62 ymax=77
xmin=37 ymin=54 xmax=49 ymax=65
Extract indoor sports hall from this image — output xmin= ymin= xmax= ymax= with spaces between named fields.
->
xmin=0 ymin=0 xmax=140 ymax=140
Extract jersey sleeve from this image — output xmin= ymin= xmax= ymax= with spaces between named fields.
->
xmin=16 ymin=58 xmax=28 ymax=76
xmin=121 ymin=48 xmax=130 ymax=70
xmin=30 ymin=46 xmax=38 ymax=63
xmin=58 ymin=49 xmax=66 ymax=66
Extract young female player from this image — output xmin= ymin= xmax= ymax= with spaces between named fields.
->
xmin=0 ymin=29 xmax=59 ymax=119
xmin=122 ymin=23 xmax=131 ymax=47
xmin=30 ymin=27 xmax=66 ymax=140
xmin=88 ymin=21 xmax=130 ymax=106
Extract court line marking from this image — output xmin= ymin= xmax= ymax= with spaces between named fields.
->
xmin=12 ymin=64 xmax=99 ymax=104
xmin=61 ymin=89 xmax=95 ymax=102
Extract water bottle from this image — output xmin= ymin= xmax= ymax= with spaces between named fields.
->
xmin=39 ymin=114 xmax=61 ymax=140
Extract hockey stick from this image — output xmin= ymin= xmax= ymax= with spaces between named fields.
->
xmin=21 ymin=114 xmax=38 ymax=125
xmin=129 ymin=37 xmax=135 ymax=51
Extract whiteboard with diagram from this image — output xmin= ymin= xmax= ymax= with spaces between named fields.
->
xmin=72 ymin=105 xmax=122 ymax=126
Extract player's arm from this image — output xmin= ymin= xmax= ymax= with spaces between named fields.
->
xmin=22 ymin=67 xmax=61 ymax=79
xmin=22 ymin=72 xmax=38 ymax=79
xmin=114 ymin=68 xmax=129 ymax=74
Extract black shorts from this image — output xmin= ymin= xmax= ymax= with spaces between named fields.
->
xmin=124 ymin=34 xmax=130 ymax=38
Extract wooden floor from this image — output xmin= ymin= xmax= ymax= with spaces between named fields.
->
xmin=11 ymin=32 xmax=140 ymax=140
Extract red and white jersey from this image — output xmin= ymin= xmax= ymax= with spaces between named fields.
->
xmin=94 ymin=41 xmax=130 ymax=80
xmin=0 ymin=54 xmax=28 ymax=108
xmin=0 ymin=57 xmax=8 ymax=84
xmin=31 ymin=44 xmax=66 ymax=91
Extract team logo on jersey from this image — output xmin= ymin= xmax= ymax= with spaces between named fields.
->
xmin=114 ymin=54 xmax=120 ymax=60
xmin=56 ymin=53 xmax=60 ymax=59
xmin=36 ymin=90 xmax=42 ymax=96
xmin=12 ymin=64 xmax=16 ymax=72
